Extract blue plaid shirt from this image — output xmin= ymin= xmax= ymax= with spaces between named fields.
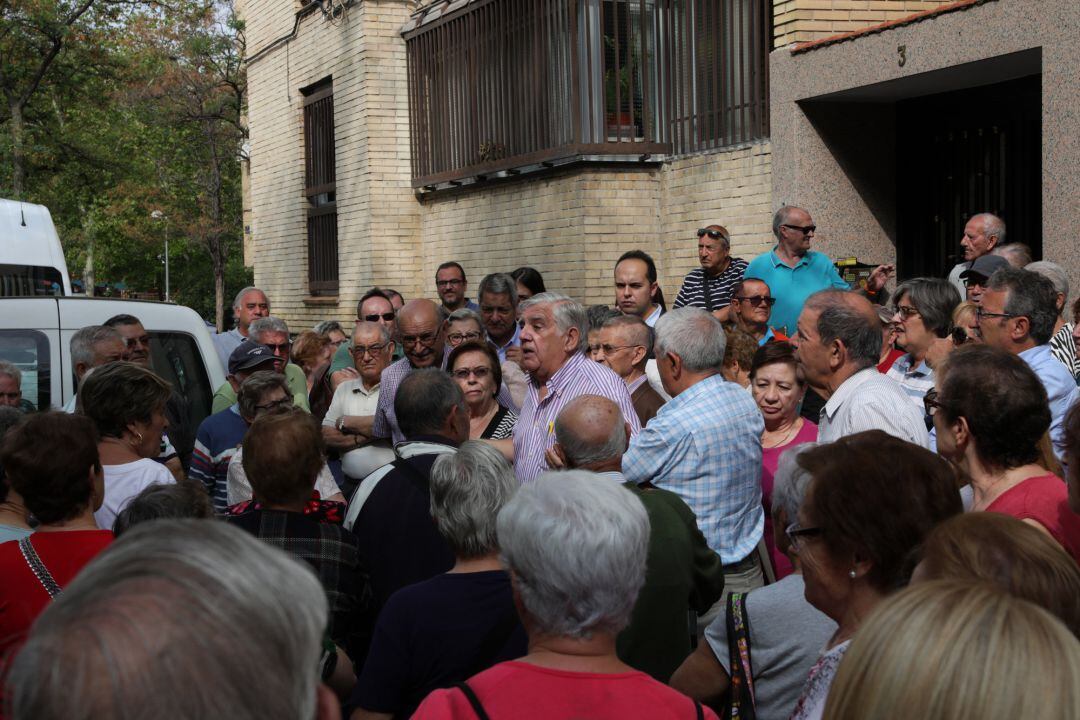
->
xmin=623 ymin=374 xmax=764 ymax=564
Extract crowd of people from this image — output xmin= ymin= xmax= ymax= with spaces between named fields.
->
xmin=2 ymin=206 xmax=1080 ymax=719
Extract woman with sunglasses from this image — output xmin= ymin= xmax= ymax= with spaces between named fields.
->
xmin=931 ymin=345 xmax=1080 ymax=563
xmin=448 ymin=340 xmax=517 ymax=440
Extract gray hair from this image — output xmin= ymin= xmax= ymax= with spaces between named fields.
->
xmin=395 ymin=367 xmax=465 ymax=437
xmin=771 ymin=443 xmax=821 ymax=522
xmin=772 ymin=205 xmax=804 ymax=238
xmin=893 ymin=278 xmax=961 ymax=337
xmin=231 ymin=286 xmax=265 ymax=311
xmin=0 ymin=359 xmax=20 ymax=386
xmin=312 ymin=320 xmax=344 ymax=337
xmin=497 ymin=470 xmax=649 ymax=639
xmin=586 ymin=305 xmax=620 ymax=334
xmin=1026 ymin=261 xmax=1069 ymax=315
xmin=520 ymin=292 xmax=589 ymax=353
xmin=972 ymin=212 xmax=1007 ymax=246
xmin=805 ymin=291 xmax=882 ymax=368
xmin=554 ymin=395 xmax=627 ymax=467
xmin=5 ymin=520 xmax=326 ymax=720
xmin=446 ymin=307 xmax=483 ymax=329
xmin=112 ymin=481 xmax=213 ymax=537
xmin=478 ymin=273 xmax=519 ymax=306
xmin=993 ymin=243 xmax=1030 ymax=268
xmin=987 ymin=266 xmax=1059 ymax=344
xmin=352 ymin=320 xmax=391 ymax=345
xmin=70 ymin=325 xmax=122 ymax=370
xmin=249 ymin=316 xmax=289 ymax=341
xmin=602 ymin=314 xmax=653 ymax=359
xmin=237 ymin=371 xmax=289 ymax=419
xmin=654 ymin=307 xmax=726 ymax=372
xmin=429 ymin=441 xmax=518 ymax=559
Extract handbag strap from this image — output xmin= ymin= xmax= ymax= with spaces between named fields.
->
xmin=724 ymin=591 xmax=757 ymax=720
xmin=454 ymin=682 xmax=493 ymax=720
xmin=18 ymin=537 xmax=63 ymax=599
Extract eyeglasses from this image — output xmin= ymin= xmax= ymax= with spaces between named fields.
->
xmin=254 ymin=396 xmax=292 ymax=412
xmin=734 ymin=295 xmax=776 ymax=307
xmin=894 ymin=305 xmax=921 ymax=320
xmin=364 ymin=312 xmax=396 ymax=322
xmin=593 ymin=343 xmax=640 ymax=356
xmin=350 ymin=342 xmax=390 ymax=357
xmin=436 ymin=279 xmax=463 ymax=287
xmin=697 ymin=228 xmax=728 ymax=240
xmin=262 ymin=342 xmax=291 ymax=354
xmin=330 ymin=338 xmax=348 ymax=348
xmin=452 ymin=366 xmax=492 ymax=380
xmin=399 ymin=332 xmax=438 ymax=348
xmin=782 ymin=224 xmax=817 ymax=235
xmin=785 ymin=522 xmax=824 ymax=551
xmin=447 ymin=331 xmax=482 ymax=345
xmin=923 ymin=387 xmax=947 ymax=417
xmin=125 ymin=335 xmax=151 ymax=348
xmin=975 ymin=307 xmax=1019 ymax=322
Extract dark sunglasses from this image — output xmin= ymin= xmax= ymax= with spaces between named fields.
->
xmin=364 ymin=312 xmax=396 ymax=322
xmin=782 ymin=224 xmax=817 ymax=235
xmin=697 ymin=228 xmax=728 ymax=240
xmin=735 ymin=295 xmax=776 ymax=307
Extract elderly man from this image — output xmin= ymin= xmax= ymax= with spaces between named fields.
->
xmin=552 ymin=394 xmax=724 ymax=681
xmin=212 ymin=286 xmax=270 ymax=368
xmin=322 ymin=321 xmax=396 ymax=490
xmin=5 ymin=520 xmax=343 ymax=720
xmin=435 ymin=261 xmax=479 ymax=316
xmin=0 ymin=361 xmax=32 ymax=412
xmin=673 ymin=225 xmax=747 ymax=323
xmin=615 ymin=250 xmax=665 ymax=328
xmin=478 ymin=272 xmax=521 ymax=363
xmin=595 ymin=315 xmax=665 ymax=427
xmin=792 ymin=290 xmax=929 ymax=447
xmin=513 ymin=292 xmax=640 ymax=484
xmin=1028 ymin=261 xmax=1080 ymax=381
xmin=211 ymin=316 xmax=310 ymax=413
xmin=978 ymin=267 xmax=1079 ymax=460
xmin=729 ymin=278 xmax=786 ymax=345
xmin=958 ymin=254 xmax=1009 ymax=304
xmin=946 ymin=213 xmax=1006 ymax=297
xmin=745 ymin=206 xmax=892 ymax=338
xmin=345 ymin=369 xmax=467 ymax=609
xmin=62 ymin=325 xmax=126 ymax=412
xmin=993 ymin=242 xmax=1032 ymax=268
xmin=330 ymin=288 xmax=400 ymax=385
xmin=623 ymin=308 xmax=763 ymax=598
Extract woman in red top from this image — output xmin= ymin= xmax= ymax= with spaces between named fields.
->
xmin=0 ymin=412 xmax=113 ymax=658
xmin=930 ymin=345 xmax=1080 ymax=562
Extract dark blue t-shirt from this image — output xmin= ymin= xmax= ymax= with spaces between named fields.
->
xmin=351 ymin=570 xmax=527 ymax=718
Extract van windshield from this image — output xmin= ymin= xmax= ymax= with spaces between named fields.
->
xmin=0 ymin=264 xmax=64 ymax=296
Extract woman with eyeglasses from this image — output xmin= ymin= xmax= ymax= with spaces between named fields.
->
xmin=787 ymin=431 xmax=961 ymax=720
xmin=884 ymin=278 xmax=961 ymax=416
xmin=448 ymin=341 xmax=517 ymax=440
xmin=931 ymin=344 xmax=1080 ymax=563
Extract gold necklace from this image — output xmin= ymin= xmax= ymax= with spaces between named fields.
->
xmin=762 ymin=420 xmax=801 ymax=449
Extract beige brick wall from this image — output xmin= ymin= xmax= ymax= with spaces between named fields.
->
xmin=774 ymin=0 xmax=954 ymax=47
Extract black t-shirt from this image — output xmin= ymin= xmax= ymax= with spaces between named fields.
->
xmin=351 ymin=570 xmax=527 ymax=718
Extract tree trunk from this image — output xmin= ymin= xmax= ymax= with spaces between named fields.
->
xmin=81 ymin=206 xmax=95 ymax=296
xmin=9 ymin=100 xmax=25 ymax=198
xmin=213 ymin=252 xmax=225 ymax=332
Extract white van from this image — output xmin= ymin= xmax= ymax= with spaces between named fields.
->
xmin=0 ymin=199 xmax=72 ymax=296
xmin=0 ymin=296 xmax=225 ymax=464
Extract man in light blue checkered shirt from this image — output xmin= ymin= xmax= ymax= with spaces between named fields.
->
xmin=623 ymin=308 xmax=765 ymax=599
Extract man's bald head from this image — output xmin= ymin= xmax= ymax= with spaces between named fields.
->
xmin=396 ymin=299 xmax=444 ymax=368
xmin=398 ymin=298 xmax=441 ymax=327
xmin=554 ymin=394 xmax=628 ymax=469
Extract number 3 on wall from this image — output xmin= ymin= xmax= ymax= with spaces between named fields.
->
xmin=898 ymin=45 xmax=907 ymax=67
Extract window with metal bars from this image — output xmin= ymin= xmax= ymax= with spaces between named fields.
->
xmin=302 ymin=78 xmax=339 ymax=296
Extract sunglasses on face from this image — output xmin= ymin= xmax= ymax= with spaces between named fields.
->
xmin=782 ymin=224 xmax=817 ymax=235
xmin=697 ymin=228 xmax=728 ymax=240
xmin=364 ymin=312 xmax=396 ymax=322
xmin=263 ymin=342 xmax=291 ymax=354
xmin=735 ymin=295 xmax=776 ymax=307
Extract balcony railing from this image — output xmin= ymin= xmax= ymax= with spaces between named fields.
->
xmin=403 ymin=0 xmax=770 ymax=189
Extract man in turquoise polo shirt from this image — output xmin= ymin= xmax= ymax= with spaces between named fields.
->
xmin=745 ymin=206 xmax=892 ymax=336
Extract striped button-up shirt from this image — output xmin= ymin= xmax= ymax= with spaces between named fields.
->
xmin=885 ymin=353 xmax=935 ymax=411
xmin=623 ymin=373 xmax=764 ymax=564
xmin=818 ymin=367 xmax=931 ymax=448
xmin=513 ymin=352 xmax=640 ymax=484
xmin=673 ymin=259 xmax=749 ymax=313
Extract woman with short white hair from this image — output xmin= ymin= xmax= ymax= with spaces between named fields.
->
xmin=413 ymin=470 xmax=716 ymax=720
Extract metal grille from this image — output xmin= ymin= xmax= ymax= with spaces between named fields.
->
xmin=303 ymin=80 xmax=339 ymax=295
xmin=405 ymin=0 xmax=770 ymax=188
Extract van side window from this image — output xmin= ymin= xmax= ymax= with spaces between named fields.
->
xmin=147 ymin=331 xmax=213 ymax=468
xmin=0 ymin=330 xmax=51 ymax=410
xmin=0 ymin=264 xmax=64 ymax=296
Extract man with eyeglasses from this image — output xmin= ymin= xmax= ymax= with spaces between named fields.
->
xmin=435 ymin=261 xmax=480 ymax=317
xmin=329 ymin=288 xmax=403 ymax=389
xmin=976 ymin=266 xmax=1079 ymax=460
xmin=957 ymin=254 xmax=1009 ymax=305
xmin=673 ymin=224 xmax=748 ymax=323
xmin=728 ymin=278 xmax=786 ymax=346
xmin=745 ymin=206 xmax=892 ymax=340
xmin=594 ymin=315 xmax=665 ymax=427
xmin=211 ymin=317 xmax=311 ymax=414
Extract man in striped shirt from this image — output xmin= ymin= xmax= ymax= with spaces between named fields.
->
xmin=672 ymin=225 xmax=748 ymax=323
xmin=512 ymin=293 xmax=640 ymax=483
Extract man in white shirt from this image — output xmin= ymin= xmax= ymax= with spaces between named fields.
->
xmin=792 ymin=290 xmax=930 ymax=447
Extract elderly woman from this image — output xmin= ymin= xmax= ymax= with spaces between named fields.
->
xmin=671 ymin=444 xmax=835 ymax=720
xmin=0 ymin=412 xmax=113 ymax=658
xmin=787 ymin=431 xmax=962 ymax=720
xmin=823 ymin=581 xmax=1080 ymax=720
xmin=886 ymin=277 xmax=961 ymax=410
xmin=350 ymin=441 xmax=525 ymax=720
xmin=413 ymin=470 xmax=716 ymax=719
xmin=292 ymin=330 xmax=335 ymax=422
xmin=931 ymin=345 xmax=1080 ymax=562
xmin=77 ymin=361 xmax=175 ymax=530
xmin=913 ymin=512 xmax=1080 ymax=636
xmin=1028 ymin=260 xmax=1079 ymax=380
xmin=314 ymin=319 xmax=350 ymax=350
xmin=445 ymin=309 xmax=527 ymax=412
xmin=447 ymin=341 xmax=517 ymax=440
xmin=112 ymin=480 xmax=213 ymax=537
xmin=750 ymin=342 xmax=817 ymax=579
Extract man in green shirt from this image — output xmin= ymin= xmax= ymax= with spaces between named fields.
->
xmin=211 ymin=316 xmax=310 ymax=413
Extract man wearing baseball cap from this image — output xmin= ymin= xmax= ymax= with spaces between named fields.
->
xmin=959 ymin=254 xmax=1010 ymax=304
xmin=211 ymin=339 xmax=310 ymax=414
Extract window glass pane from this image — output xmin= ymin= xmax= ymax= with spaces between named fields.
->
xmin=0 ymin=265 xmax=64 ymax=297
xmin=0 ymin=329 xmax=51 ymax=410
xmin=148 ymin=332 xmax=213 ymax=466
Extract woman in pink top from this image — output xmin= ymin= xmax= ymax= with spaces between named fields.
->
xmin=750 ymin=341 xmax=817 ymax=580
xmin=931 ymin=345 xmax=1080 ymax=562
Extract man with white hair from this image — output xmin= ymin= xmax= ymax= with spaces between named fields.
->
xmin=1027 ymin=261 xmax=1079 ymax=381
xmin=946 ymin=213 xmax=1006 ymax=298
xmin=62 ymin=325 xmax=126 ymax=413
xmin=623 ymin=307 xmax=765 ymax=598
xmin=0 ymin=360 xmax=32 ymax=412
xmin=212 ymin=286 xmax=270 ymax=368
xmin=513 ymin=292 xmax=640 ymax=483
xmin=5 ymin=519 xmax=343 ymax=720
xmin=211 ymin=316 xmax=310 ymax=413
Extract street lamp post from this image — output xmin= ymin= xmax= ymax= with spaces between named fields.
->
xmin=151 ymin=210 xmax=170 ymax=302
